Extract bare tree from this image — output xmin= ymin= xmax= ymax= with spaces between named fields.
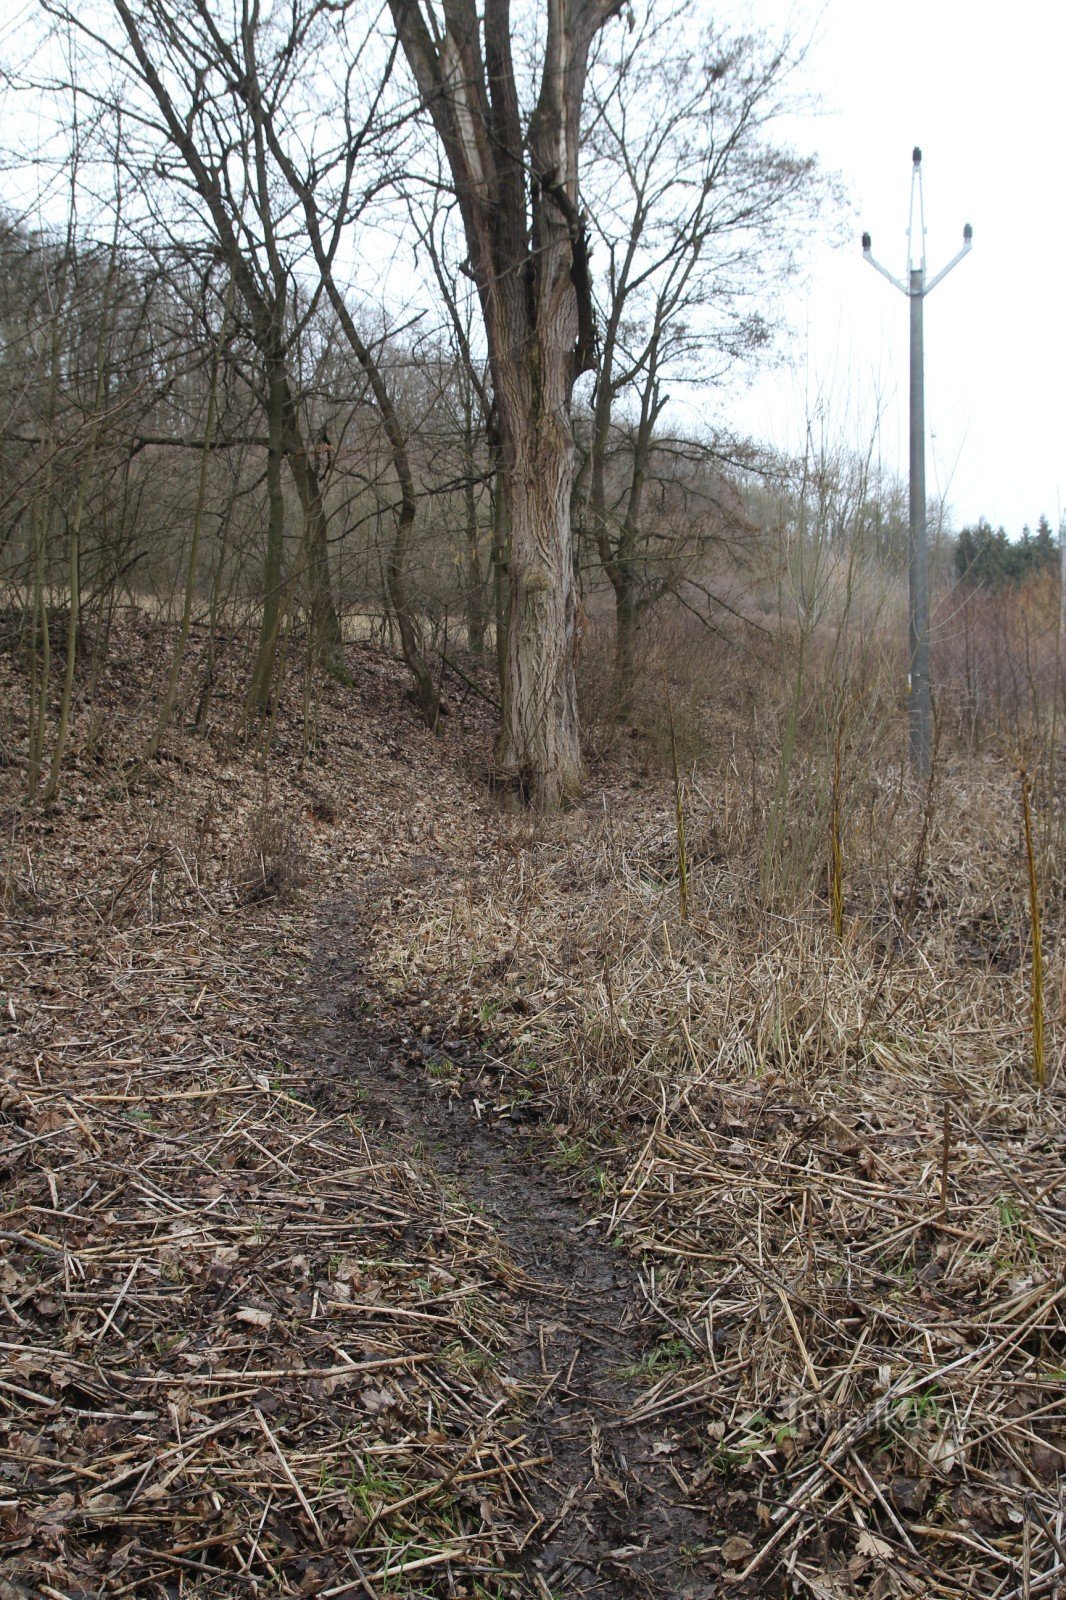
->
xmin=233 ymin=21 xmax=442 ymax=725
xmin=404 ymin=181 xmax=496 ymax=665
xmin=576 ymin=10 xmax=822 ymax=711
xmin=387 ymin=0 xmax=623 ymax=806
xmin=91 ymin=0 xmax=349 ymax=703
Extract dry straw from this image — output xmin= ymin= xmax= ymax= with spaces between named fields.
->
xmin=377 ymin=743 xmax=1066 ymax=1600
xmin=665 ymin=679 xmax=690 ymax=921
xmin=829 ymin=706 xmax=846 ymax=938
xmin=1019 ymin=767 xmax=1046 ymax=1088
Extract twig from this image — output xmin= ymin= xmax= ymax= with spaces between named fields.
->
xmin=254 ymin=1406 xmax=326 ymax=1548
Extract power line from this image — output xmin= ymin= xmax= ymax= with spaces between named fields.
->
xmin=862 ymin=147 xmax=972 ymax=776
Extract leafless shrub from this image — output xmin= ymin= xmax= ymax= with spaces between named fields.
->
xmin=0 ymin=834 xmax=53 ymax=920
xmin=306 ymin=789 xmax=339 ymax=825
xmin=230 ymin=797 xmax=304 ymax=906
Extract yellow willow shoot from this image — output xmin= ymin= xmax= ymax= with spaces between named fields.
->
xmin=1019 ymin=770 xmax=1045 ymax=1089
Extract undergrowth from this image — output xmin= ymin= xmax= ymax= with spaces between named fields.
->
xmin=373 ymin=586 xmax=1066 ymax=1599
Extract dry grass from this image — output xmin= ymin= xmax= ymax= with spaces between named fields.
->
xmin=2 ymin=573 xmax=1063 ymax=1597
xmin=229 ymin=795 xmax=306 ymax=906
xmin=1 ymin=615 xmax=537 ymax=1598
xmin=372 ymin=606 xmax=1066 ymax=1598
xmin=0 ymin=1000 xmax=538 ymax=1597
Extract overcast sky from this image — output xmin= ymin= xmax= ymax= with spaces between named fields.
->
xmin=2 ymin=0 xmax=1058 ymax=536
xmin=694 ymin=0 xmax=1062 ymax=534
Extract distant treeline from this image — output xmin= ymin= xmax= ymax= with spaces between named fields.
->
xmin=955 ymin=516 xmax=1062 ymax=587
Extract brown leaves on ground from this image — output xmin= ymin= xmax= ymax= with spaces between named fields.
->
xmin=372 ymin=752 xmax=1066 ymax=1598
xmin=1 ymin=621 xmax=529 ymax=1598
xmin=3 ymin=612 xmax=1064 ymax=1599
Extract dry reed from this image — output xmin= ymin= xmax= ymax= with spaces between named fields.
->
xmin=1020 ymin=768 xmax=1046 ymax=1089
xmin=374 ymin=645 xmax=1066 ymax=1598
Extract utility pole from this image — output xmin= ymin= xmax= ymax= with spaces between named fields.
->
xmin=863 ymin=148 xmax=972 ymax=776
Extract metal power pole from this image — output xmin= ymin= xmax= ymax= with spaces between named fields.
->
xmin=863 ymin=148 xmax=972 ymax=776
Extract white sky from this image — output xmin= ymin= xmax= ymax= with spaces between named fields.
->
xmin=2 ymin=0 xmax=1059 ymax=536
xmin=695 ymin=0 xmax=1063 ymax=534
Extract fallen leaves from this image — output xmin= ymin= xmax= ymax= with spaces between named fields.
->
xmin=720 ymin=1533 xmax=754 ymax=1566
xmin=0 ymin=626 xmax=531 ymax=1598
xmin=371 ymin=754 xmax=1066 ymax=1599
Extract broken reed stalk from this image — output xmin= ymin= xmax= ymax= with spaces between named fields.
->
xmin=829 ymin=709 xmax=845 ymax=939
xmin=940 ymin=1097 xmax=951 ymax=1222
xmin=665 ymin=682 xmax=689 ymax=920
xmin=1019 ymin=768 xmax=1045 ymax=1088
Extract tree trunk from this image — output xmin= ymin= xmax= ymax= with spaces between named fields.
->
xmin=41 ymin=216 xmax=118 ymax=803
xmin=248 ymin=353 xmax=286 ymax=714
xmin=387 ymin=0 xmax=622 ymax=805
xmin=615 ymin=576 xmax=638 ymax=718
xmin=610 ymin=382 xmax=657 ymax=718
xmin=588 ymin=307 xmax=662 ymax=720
xmin=497 ymin=409 xmax=582 ymax=805
xmin=462 ymin=424 xmax=486 ymax=655
xmin=465 ymin=529 xmax=486 ymax=655
xmin=295 ymin=263 xmax=438 ymax=726
xmin=491 ymin=459 xmax=510 ymax=702
xmin=140 ymin=333 xmax=220 ymax=767
xmin=27 ymin=503 xmax=50 ymax=802
xmin=282 ymin=417 xmax=341 ymax=659
xmin=111 ymin=0 xmax=341 ymax=677
xmin=386 ymin=497 xmax=439 ymax=726
xmin=484 ymin=190 xmax=587 ymax=804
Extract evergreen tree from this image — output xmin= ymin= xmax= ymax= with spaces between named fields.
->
xmin=956 ymin=514 xmax=1060 ymax=587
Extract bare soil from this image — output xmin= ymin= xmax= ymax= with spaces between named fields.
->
xmin=308 ymin=882 xmax=732 ymax=1598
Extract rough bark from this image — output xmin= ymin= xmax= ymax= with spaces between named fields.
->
xmin=497 ymin=404 xmax=582 ymax=802
xmin=491 ymin=457 xmax=510 ymax=701
xmin=281 ymin=412 xmax=342 ymax=657
xmin=247 ymin=351 xmax=287 ymax=714
xmin=387 ymin=498 xmax=440 ymax=727
xmin=461 ymin=399 xmax=486 ymax=655
xmin=388 ymin=0 xmax=622 ymax=805
xmin=463 ymin=492 xmax=486 ymax=656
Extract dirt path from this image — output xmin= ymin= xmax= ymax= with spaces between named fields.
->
xmin=309 ymin=892 xmax=723 ymax=1600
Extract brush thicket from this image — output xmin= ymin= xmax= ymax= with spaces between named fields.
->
xmin=373 ymin=558 xmax=1065 ymax=1600
xmin=1020 ymin=768 xmax=1046 ymax=1088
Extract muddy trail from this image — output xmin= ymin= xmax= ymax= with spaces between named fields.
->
xmin=308 ymin=891 xmax=731 ymax=1600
